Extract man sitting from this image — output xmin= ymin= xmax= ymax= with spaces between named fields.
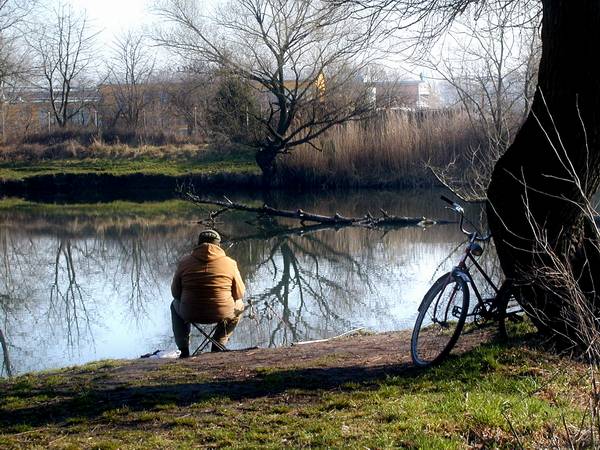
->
xmin=170 ymin=229 xmax=245 ymax=357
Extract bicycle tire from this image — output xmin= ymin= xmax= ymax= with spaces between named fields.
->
xmin=411 ymin=271 xmax=470 ymax=367
xmin=497 ymin=281 xmax=528 ymax=340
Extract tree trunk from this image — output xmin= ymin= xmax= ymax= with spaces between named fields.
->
xmin=487 ymin=0 xmax=600 ymax=340
xmin=255 ymin=146 xmax=279 ymax=187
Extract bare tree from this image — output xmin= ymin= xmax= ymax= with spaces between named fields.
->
xmin=27 ymin=3 xmax=97 ymax=128
xmin=0 ymin=0 xmax=35 ymax=78
xmin=163 ymin=66 xmax=214 ymax=138
xmin=154 ymin=0 xmax=376 ymax=183
xmin=1 ymin=0 xmax=36 ymax=142
xmin=0 ymin=28 xmax=22 ymax=86
xmin=437 ymin=3 xmax=540 ymax=148
xmin=104 ymin=30 xmax=156 ymax=131
xmin=426 ymin=1 xmax=541 ymax=200
xmin=338 ymin=0 xmax=600 ymax=347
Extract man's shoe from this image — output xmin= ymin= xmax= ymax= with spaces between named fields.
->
xmin=179 ymin=349 xmax=190 ymax=359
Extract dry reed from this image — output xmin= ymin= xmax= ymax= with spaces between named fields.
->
xmin=277 ymin=109 xmax=487 ymax=188
xmin=0 ymin=140 xmax=212 ymax=161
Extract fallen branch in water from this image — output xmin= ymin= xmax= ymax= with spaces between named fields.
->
xmin=182 ymin=192 xmax=445 ymax=229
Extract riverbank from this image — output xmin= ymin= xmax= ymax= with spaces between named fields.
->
xmin=0 ymin=135 xmax=448 ymax=200
xmin=0 ymin=331 xmax=591 ymax=449
xmin=2 ymin=110 xmax=489 ymax=193
xmin=0 ymin=143 xmax=261 ymax=200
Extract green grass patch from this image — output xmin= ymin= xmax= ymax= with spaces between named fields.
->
xmin=0 ymin=158 xmax=259 ymax=181
xmin=0 ymin=342 xmax=592 ymax=448
xmin=0 ymin=147 xmax=259 ymax=181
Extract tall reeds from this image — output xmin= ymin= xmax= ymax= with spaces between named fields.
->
xmin=277 ymin=109 xmax=487 ymax=188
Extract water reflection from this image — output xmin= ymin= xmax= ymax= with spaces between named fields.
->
xmin=240 ymin=229 xmax=375 ymax=347
xmin=0 ymin=190 xmax=490 ymax=376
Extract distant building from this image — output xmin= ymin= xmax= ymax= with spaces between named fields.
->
xmin=0 ymin=82 xmax=196 ymax=142
xmin=1 ymin=85 xmax=99 ymax=141
xmin=370 ymin=79 xmax=439 ymax=110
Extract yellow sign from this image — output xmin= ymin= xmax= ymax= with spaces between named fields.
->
xmin=316 ymin=72 xmax=326 ymax=99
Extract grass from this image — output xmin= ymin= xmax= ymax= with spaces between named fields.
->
xmin=0 ymin=143 xmax=259 ymax=181
xmin=0 ymin=158 xmax=259 ymax=181
xmin=0 ymin=341 xmax=593 ymax=449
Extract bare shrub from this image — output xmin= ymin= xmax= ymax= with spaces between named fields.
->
xmin=427 ymin=137 xmax=505 ymax=201
xmin=23 ymin=129 xmax=99 ymax=146
xmin=0 ymin=139 xmax=212 ymax=162
xmin=21 ymin=128 xmax=191 ymax=149
xmin=512 ymin=193 xmax=600 ymax=363
xmin=42 ymin=140 xmax=88 ymax=159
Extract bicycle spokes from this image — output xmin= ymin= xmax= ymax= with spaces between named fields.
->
xmin=411 ymin=273 xmax=470 ymax=366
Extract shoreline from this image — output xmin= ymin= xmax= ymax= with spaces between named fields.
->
xmin=0 ymin=171 xmax=263 ymax=201
xmin=0 ymin=159 xmax=439 ymax=202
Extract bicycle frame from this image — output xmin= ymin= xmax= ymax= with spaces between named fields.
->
xmin=428 ymin=195 xmax=504 ymax=324
xmin=453 ymin=234 xmax=500 ymax=319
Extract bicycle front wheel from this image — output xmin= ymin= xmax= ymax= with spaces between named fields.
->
xmin=411 ymin=272 xmax=469 ymax=367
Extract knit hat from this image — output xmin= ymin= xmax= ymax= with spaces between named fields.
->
xmin=197 ymin=229 xmax=221 ymax=244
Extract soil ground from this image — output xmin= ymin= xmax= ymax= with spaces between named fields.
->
xmin=123 ymin=328 xmax=491 ymax=388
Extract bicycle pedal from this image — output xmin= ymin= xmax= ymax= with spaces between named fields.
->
xmin=452 ymin=306 xmax=463 ymax=316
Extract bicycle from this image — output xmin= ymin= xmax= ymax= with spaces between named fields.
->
xmin=410 ymin=195 xmax=524 ymax=367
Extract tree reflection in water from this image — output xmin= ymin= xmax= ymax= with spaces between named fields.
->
xmin=49 ymin=239 xmax=93 ymax=348
xmin=0 ymin=215 xmax=192 ymax=376
xmin=0 ymin=225 xmax=44 ymax=377
xmin=0 ymin=226 xmax=34 ymax=377
xmin=226 ymin=220 xmax=383 ymax=348
xmin=113 ymin=231 xmax=173 ymax=320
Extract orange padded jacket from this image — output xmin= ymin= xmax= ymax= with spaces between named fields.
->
xmin=171 ymin=243 xmax=245 ymax=323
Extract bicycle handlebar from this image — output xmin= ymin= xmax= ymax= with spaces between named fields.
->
xmin=440 ymin=195 xmax=463 ymax=213
xmin=440 ymin=195 xmax=490 ymax=241
xmin=440 ymin=195 xmax=453 ymax=205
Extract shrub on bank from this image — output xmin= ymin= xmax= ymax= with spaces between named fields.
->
xmin=0 ymin=141 xmax=88 ymax=161
xmin=0 ymin=140 xmax=210 ymax=162
xmin=1 ymin=109 xmax=501 ymax=190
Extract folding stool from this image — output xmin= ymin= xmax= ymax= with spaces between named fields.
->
xmin=190 ymin=321 xmax=229 ymax=355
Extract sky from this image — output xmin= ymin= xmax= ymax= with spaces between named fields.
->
xmin=70 ymin=0 xmax=155 ymax=43
xmin=63 ymin=0 xmax=429 ymax=80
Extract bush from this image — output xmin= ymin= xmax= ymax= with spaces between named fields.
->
xmin=207 ymin=75 xmax=261 ymax=145
xmin=23 ymin=129 xmax=98 ymax=146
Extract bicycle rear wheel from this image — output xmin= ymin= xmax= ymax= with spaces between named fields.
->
xmin=411 ymin=272 xmax=469 ymax=367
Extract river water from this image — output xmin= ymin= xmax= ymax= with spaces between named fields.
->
xmin=0 ymin=189 xmax=494 ymax=377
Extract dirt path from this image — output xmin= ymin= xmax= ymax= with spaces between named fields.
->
xmin=107 ymin=327 xmax=494 ymax=390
